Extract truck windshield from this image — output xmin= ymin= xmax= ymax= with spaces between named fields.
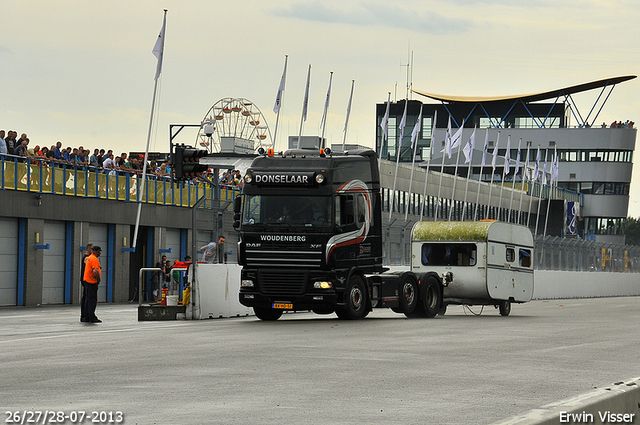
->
xmin=242 ymin=195 xmax=332 ymax=228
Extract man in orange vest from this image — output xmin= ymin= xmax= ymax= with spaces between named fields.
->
xmin=83 ymin=245 xmax=102 ymax=323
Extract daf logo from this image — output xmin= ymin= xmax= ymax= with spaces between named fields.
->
xmin=246 ymin=243 xmax=261 ymax=248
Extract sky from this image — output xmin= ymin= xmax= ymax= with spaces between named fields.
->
xmin=2 ymin=0 xmax=640 ymax=216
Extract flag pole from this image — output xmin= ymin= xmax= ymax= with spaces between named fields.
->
xmin=543 ymin=146 xmax=558 ymax=237
xmin=389 ymin=98 xmax=407 ymax=222
xmin=379 ymin=92 xmax=391 ymax=159
xmin=527 ymin=145 xmax=541 ymax=228
xmin=474 ymin=128 xmax=489 ymax=221
xmin=508 ymin=138 xmax=521 ymax=222
xmin=461 ymin=125 xmax=476 ymax=221
xmin=486 ymin=131 xmax=500 ymax=220
xmin=534 ymin=148 xmax=548 ymax=235
xmin=420 ymin=110 xmax=437 ymax=221
xmin=319 ymin=71 xmax=333 ymax=149
xmin=435 ymin=115 xmax=452 ymax=222
xmin=133 ymin=9 xmax=167 ymax=251
xmin=405 ymin=104 xmax=423 ymax=221
xmin=497 ymin=135 xmax=511 ymax=222
xmin=272 ymin=55 xmax=288 ymax=151
xmin=297 ymin=64 xmax=311 ymax=149
xmin=518 ymin=145 xmax=531 ymax=225
xmin=448 ymin=120 xmax=465 ymax=221
xmin=342 ymin=79 xmax=355 ymax=150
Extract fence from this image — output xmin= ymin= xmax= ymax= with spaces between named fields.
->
xmin=0 ymin=154 xmax=240 ymax=206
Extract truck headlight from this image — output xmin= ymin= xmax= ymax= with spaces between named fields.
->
xmin=241 ymin=279 xmax=255 ymax=288
xmin=315 ymin=174 xmax=325 ymax=184
xmin=313 ymin=281 xmax=332 ymax=289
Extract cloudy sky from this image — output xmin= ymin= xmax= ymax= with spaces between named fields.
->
xmin=2 ymin=0 xmax=640 ymax=215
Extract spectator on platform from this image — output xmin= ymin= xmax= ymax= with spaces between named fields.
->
xmin=53 ymin=141 xmax=64 ymax=161
xmin=15 ymin=139 xmax=29 ymax=158
xmin=90 ymin=149 xmax=99 ymax=167
xmin=0 ymin=130 xmax=7 ymax=155
xmin=5 ymin=131 xmax=17 ymax=155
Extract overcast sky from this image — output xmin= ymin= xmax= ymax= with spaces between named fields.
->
xmin=2 ymin=0 xmax=640 ymax=216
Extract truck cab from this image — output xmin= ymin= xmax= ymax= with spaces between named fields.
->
xmin=235 ymin=148 xmax=383 ymax=320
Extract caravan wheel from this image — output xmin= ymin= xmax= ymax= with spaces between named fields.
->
xmin=499 ymin=300 xmax=511 ymax=316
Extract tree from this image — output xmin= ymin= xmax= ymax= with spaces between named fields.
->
xmin=625 ymin=217 xmax=640 ymax=246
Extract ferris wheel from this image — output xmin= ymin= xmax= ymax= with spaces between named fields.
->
xmin=196 ymin=97 xmax=272 ymax=153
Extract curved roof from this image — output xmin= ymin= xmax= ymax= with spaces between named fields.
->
xmin=413 ymin=75 xmax=636 ymax=104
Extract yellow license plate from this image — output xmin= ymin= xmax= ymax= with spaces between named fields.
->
xmin=273 ymin=303 xmax=293 ymax=310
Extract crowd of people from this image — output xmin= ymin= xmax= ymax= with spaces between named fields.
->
xmin=603 ymin=120 xmax=635 ymax=128
xmin=0 ymin=129 xmax=225 ymax=184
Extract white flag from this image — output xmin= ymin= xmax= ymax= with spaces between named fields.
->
xmin=152 ymin=11 xmax=167 ymax=81
xmin=480 ymin=129 xmax=489 ymax=166
xmin=410 ymin=106 xmax=422 ymax=149
xmin=380 ymin=93 xmax=391 ymax=142
xmin=542 ymin=158 xmax=548 ymax=185
xmin=491 ymin=137 xmax=499 ymax=170
xmin=450 ymin=125 xmax=463 ymax=152
xmin=533 ymin=146 xmax=540 ymax=181
xmin=504 ymin=137 xmax=511 ymax=175
xmin=273 ymin=56 xmax=288 ymax=114
xmin=444 ymin=116 xmax=453 ymax=158
xmin=463 ymin=126 xmax=476 ymax=164
xmin=514 ymin=146 xmax=521 ymax=176
xmin=301 ymin=64 xmax=311 ymax=122
xmin=319 ymin=72 xmax=332 ymax=132
xmin=551 ymin=147 xmax=559 ymax=182
xmin=398 ymin=100 xmax=408 ymax=145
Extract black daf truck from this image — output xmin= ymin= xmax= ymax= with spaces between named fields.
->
xmin=233 ymin=147 xmax=440 ymax=321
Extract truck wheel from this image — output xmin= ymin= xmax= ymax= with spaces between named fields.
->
xmin=499 ymin=300 xmax=511 ymax=316
xmin=253 ymin=307 xmax=283 ymax=321
xmin=422 ymin=277 xmax=442 ymax=318
xmin=339 ymin=275 xmax=368 ymax=320
xmin=399 ymin=277 xmax=418 ymax=315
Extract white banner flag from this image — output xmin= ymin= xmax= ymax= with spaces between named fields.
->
xmin=301 ymin=64 xmax=311 ymax=122
xmin=504 ymin=137 xmax=511 ymax=175
xmin=273 ymin=56 xmax=288 ymax=114
xmin=152 ymin=11 xmax=167 ymax=81
xmin=380 ymin=93 xmax=391 ymax=142
xmin=480 ymin=129 xmax=489 ymax=166
xmin=463 ymin=126 xmax=476 ymax=164
xmin=410 ymin=106 xmax=422 ymax=149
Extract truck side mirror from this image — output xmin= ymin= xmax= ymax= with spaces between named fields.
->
xmin=233 ymin=196 xmax=242 ymax=229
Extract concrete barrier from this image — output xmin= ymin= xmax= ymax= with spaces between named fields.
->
xmin=533 ymin=271 xmax=640 ymax=299
xmin=191 ymin=263 xmax=253 ymax=319
xmin=492 ymin=377 xmax=640 ymax=425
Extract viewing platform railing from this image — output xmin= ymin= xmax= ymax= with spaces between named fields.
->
xmin=0 ymin=154 xmax=240 ymax=207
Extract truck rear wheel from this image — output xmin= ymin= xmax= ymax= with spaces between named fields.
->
xmin=253 ymin=307 xmax=283 ymax=321
xmin=422 ymin=277 xmax=442 ymax=318
xmin=337 ymin=275 xmax=368 ymax=320
xmin=399 ymin=277 xmax=418 ymax=315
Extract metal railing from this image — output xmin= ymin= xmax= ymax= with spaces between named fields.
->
xmin=1 ymin=154 xmax=240 ymax=207
xmin=534 ymin=235 xmax=640 ymax=273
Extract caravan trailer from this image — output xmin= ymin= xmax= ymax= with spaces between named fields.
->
xmin=411 ymin=220 xmax=534 ymax=316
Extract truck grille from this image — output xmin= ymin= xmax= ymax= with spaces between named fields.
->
xmin=259 ymin=270 xmax=307 ymax=295
xmin=244 ymin=248 xmax=322 ymax=268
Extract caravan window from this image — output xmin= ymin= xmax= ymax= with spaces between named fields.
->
xmin=421 ymin=243 xmax=477 ymax=266
xmin=506 ymin=248 xmax=515 ymax=262
xmin=519 ymin=249 xmax=532 ymax=268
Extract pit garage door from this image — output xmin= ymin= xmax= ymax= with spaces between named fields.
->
xmin=42 ymin=221 xmax=67 ymax=304
xmin=0 ymin=218 xmax=19 ymax=306
xmin=89 ymin=224 xmax=109 ymax=303
xmin=165 ymin=228 xmax=182 ymax=262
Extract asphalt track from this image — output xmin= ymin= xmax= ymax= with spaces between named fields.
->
xmin=0 ymin=297 xmax=639 ymax=425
